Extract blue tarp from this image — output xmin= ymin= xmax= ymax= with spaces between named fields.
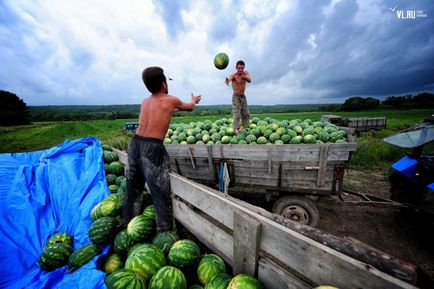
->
xmin=0 ymin=137 xmax=110 ymax=289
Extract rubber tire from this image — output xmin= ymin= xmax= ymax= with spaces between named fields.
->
xmin=272 ymin=195 xmax=320 ymax=227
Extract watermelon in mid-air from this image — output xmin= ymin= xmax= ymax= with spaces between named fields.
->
xmin=214 ymin=53 xmax=229 ymax=70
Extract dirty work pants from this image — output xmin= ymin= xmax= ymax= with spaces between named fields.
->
xmin=123 ymin=135 xmax=173 ymax=232
xmin=232 ymin=94 xmax=250 ymax=130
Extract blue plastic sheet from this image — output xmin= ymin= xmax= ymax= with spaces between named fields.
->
xmin=0 ymin=137 xmax=111 ymax=289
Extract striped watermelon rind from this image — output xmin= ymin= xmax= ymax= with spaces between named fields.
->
xmin=197 ymin=254 xmax=226 ymax=286
xmin=142 ymin=205 xmax=156 ymax=221
xmin=88 ymin=216 xmax=120 ymax=245
xmin=227 ymin=274 xmax=263 ymax=289
xmin=152 ymin=231 xmax=180 ymax=255
xmin=109 ymin=161 xmax=124 ymax=176
xmin=205 ymin=272 xmax=232 ymax=289
xmin=148 ymin=266 xmax=187 ymax=289
xmin=125 ymin=244 xmax=166 ymax=282
xmin=168 ymin=239 xmax=201 ymax=268
xmin=67 ymin=244 xmax=101 ymax=272
xmin=46 ymin=232 xmax=74 ymax=249
xmin=103 ymin=151 xmax=119 ymax=163
xmin=114 ymin=229 xmax=136 ymax=256
xmin=126 ymin=215 xmax=155 ymax=242
xmin=39 ymin=243 xmax=73 ymax=271
xmin=105 ymin=269 xmax=146 ymax=289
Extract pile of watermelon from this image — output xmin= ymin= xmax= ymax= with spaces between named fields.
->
xmin=164 ymin=117 xmax=349 ymax=145
xmin=40 ymin=144 xmax=263 ymax=288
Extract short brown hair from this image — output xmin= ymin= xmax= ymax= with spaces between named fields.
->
xmin=236 ymin=60 xmax=245 ymax=67
xmin=142 ymin=67 xmax=166 ymax=93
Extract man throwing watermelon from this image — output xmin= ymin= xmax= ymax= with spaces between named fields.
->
xmin=225 ymin=60 xmax=251 ymax=133
xmin=123 ymin=66 xmax=201 ymax=232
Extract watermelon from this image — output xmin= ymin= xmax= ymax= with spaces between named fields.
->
xmin=189 ymin=285 xmax=204 ymax=289
xmin=152 ymin=231 xmax=180 ymax=255
xmin=106 ymin=174 xmax=118 ymax=185
xmin=46 ymin=232 xmax=73 ymax=248
xmin=205 ymin=273 xmax=232 ymax=289
xmin=104 ymin=151 xmax=119 ymax=163
xmin=221 ymin=136 xmax=230 ymax=144
xmin=197 ymin=254 xmax=226 ymax=286
xmin=68 ymin=244 xmax=101 ymax=272
xmin=227 ymin=274 xmax=262 ymax=289
xmin=245 ymin=134 xmax=256 ymax=144
xmin=125 ymin=244 xmax=166 ymax=282
xmin=116 ymin=176 xmax=126 ymax=186
xmin=104 ymin=253 xmax=125 ymax=274
xmin=89 ymin=216 xmax=120 ymax=245
xmin=114 ymin=230 xmax=136 ymax=256
xmin=256 ymin=136 xmax=267 ymax=145
xmin=148 ymin=266 xmax=187 ymax=289
xmin=109 ymin=184 xmax=120 ymax=194
xmin=142 ymin=205 xmax=156 ymax=221
xmin=126 ymin=215 xmax=155 ymax=241
xmin=187 ymin=136 xmax=196 ymax=144
xmin=168 ymin=239 xmax=201 ymax=268
xmin=39 ymin=243 xmax=73 ymax=271
xmin=269 ymin=133 xmax=280 ymax=143
xmin=164 ymin=138 xmax=172 ymax=144
xmin=102 ymin=144 xmax=112 ymax=151
xmin=91 ymin=196 xmax=123 ymax=221
xmin=109 ymin=161 xmax=125 ymax=176
xmin=105 ymin=269 xmax=147 ymax=289
xmin=214 ymin=53 xmax=229 ymax=70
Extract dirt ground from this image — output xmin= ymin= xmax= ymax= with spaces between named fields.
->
xmin=316 ymin=169 xmax=434 ymax=288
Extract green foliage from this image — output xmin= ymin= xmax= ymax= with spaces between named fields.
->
xmin=340 ymin=96 xmax=380 ymax=111
xmin=0 ymin=90 xmax=31 ymax=126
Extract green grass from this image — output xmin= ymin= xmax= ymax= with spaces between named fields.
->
xmin=1 ymin=109 xmax=432 ymax=172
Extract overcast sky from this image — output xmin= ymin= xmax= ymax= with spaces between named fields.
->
xmin=1 ymin=0 xmax=433 ymax=106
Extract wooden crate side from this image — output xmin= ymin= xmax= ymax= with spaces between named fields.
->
xmin=169 ymin=173 xmax=416 ymax=289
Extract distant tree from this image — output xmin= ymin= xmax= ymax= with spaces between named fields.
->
xmin=0 ymin=90 xmax=31 ymax=126
xmin=340 ymin=96 xmax=380 ymax=111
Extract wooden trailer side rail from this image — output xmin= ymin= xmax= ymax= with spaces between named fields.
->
xmin=113 ymin=148 xmax=417 ymax=289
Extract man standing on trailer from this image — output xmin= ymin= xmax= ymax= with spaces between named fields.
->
xmin=123 ymin=66 xmax=201 ymax=232
xmin=225 ymin=60 xmax=251 ymax=133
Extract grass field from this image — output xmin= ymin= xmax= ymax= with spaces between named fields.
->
xmin=1 ymin=109 xmax=431 ymax=172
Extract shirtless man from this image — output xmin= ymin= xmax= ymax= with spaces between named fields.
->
xmin=225 ymin=60 xmax=251 ymax=132
xmin=123 ymin=66 xmax=201 ymax=232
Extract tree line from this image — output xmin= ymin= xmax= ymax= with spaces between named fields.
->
xmin=1 ymin=89 xmax=433 ymax=125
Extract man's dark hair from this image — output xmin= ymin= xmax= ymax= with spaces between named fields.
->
xmin=142 ymin=66 xmax=167 ymax=93
xmin=236 ymin=60 xmax=245 ymax=67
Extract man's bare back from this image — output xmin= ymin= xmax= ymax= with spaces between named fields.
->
xmin=136 ymin=92 xmax=201 ymax=140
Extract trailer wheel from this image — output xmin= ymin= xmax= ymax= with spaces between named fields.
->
xmin=273 ymin=195 xmax=319 ymax=227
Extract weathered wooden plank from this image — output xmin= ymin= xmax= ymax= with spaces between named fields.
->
xmin=165 ymin=143 xmax=357 ymax=162
xmin=172 ymin=197 xmax=234 ymax=267
xmin=169 ymin=173 xmax=417 ymax=289
xmin=258 ymin=257 xmax=312 ymax=289
xmin=233 ymin=209 xmax=261 ymax=276
xmin=316 ymin=145 xmax=329 ymax=186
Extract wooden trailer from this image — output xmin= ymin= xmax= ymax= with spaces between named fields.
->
xmin=321 ymin=115 xmax=387 ymax=134
xmin=113 ymin=149 xmax=419 ymax=289
xmin=163 ymin=142 xmax=357 ymax=227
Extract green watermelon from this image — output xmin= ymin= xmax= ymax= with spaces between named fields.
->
xmin=142 ymin=205 xmax=156 ymax=221
xmin=39 ymin=243 xmax=73 ymax=271
xmin=148 ymin=266 xmax=187 ymax=289
xmin=189 ymin=285 xmax=204 ymax=289
xmin=168 ymin=239 xmax=201 ymax=268
xmin=205 ymin=273 xmax=232 ymax=289
xmin=164 ymin=138 xmax=172 ymax=144
xmin=102 ymin=144 xmax=112 ymax=151
xmin=152 ymin=231 xmax=180 ymax=255
xmin=227 ymin=274 xmax=262 ymax=289
xmin=89 ymin=216 xmax=120 ymax=245
xmin=106 ymin=174 xmax=118 ymax=185
xmin=91 ymin=197 xmax=123 ymax=221
xmin=114 ymin=229 xmax=136 ymax=256
xmin=104 ymin=151 xmax=119 ymax=163
xmin=103 ymin=253 xmax=125 ymax=274
xmin=105 ymin=269 xmax=147 ymax=289
xmin=116 ymin=176 xmax=126 ymax=186
xmin=126 ymin=215 xmax=155 ymax=241
xmin=214 ymin=52 xmax=229 ymax=70
xmin=46 ymin=232 xmax=73 ymax=249
xmin=125 ymin=244 xmax=166 ymax=282
xmin=197 ymin=254 xmax=226 ymax=286
xmin=68 ymin=244 xmax=101 ymax=272
xmin=109 ymin=184 xmax=120 ymax=194
xmin=256 ymin=136 xmax=267 ymax=145
xmin=109 ymin=161 xmax=125 ymax=176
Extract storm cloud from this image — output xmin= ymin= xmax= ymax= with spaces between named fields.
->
xmin=0 ymin=0 xmax=433 ymax=105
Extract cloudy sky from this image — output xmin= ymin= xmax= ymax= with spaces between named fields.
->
xmin=1 ymin=0 xmax=433 ymax=106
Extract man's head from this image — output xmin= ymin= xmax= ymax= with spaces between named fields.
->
xmin=142 ymin=66 xmax=167 ymax=94
xmin=236 ymin=60 xmax=245 ymax=74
